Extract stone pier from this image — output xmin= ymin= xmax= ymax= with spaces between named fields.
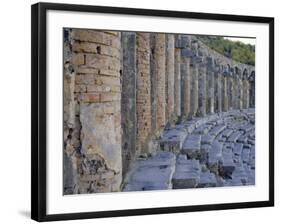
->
xmin=174 ymin=35 xmax=182 ymax=117
xmin=207 ymin=57 xmax=215 ymax=114
xmin=166 ymin=34 xmax=175 ymax=121
xmin=198 ymin=58 xmax=207 ymax=116
xmin=121 ymin=32 xmax=137 ymax=174
xmin=136 ymin=32 xmax=152 ymax=153
xmin=70 ymin=29 xmax=123 ymax=193
xmin=151 ymin=34 xmax=166 ymax=132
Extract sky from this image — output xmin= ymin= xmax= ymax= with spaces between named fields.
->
xmin=224 ymin=37 xmax=256 ymax=45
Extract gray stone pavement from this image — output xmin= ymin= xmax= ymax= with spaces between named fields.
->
xmin=122 ymin=109 xmax=255 ymax=191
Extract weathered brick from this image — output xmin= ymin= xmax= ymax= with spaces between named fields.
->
xmin=73 ymin=41 xmax=98 ymax=53
xmin=80 ymin=93 xmax=100 ymax=103
xmin=100 ymin=45 xmax=120 ymax=58
xmin=85 ymin=54 xmax=120 ymax=71
xmin=100 ymin=76 xmax=120 ymax=86
xmin=72 ymin=53 xmax=85 ymax=65
xmin=99 ymin=69 xmax=120 ymax=77
xmin=74 ymin=84 xmax=86 ymax=93
xmin=73 ymin=30 xmax=109 ymax=45
xmin=136 ymin=32 xmax=152 ymax=152
xmin=100 ymin=92 xmax=120 ymax=102
xmin=86 ymin=84 xmax=104 ymax=92
xmin=75 ymin=67 xmax=99 ymax=75
xmin=72 ymin=30 xmax=121 ymax=49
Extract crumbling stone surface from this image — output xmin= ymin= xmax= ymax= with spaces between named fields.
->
xmin=136 ymin=33 xmax=152 ymax=153
xmin=64 ymin=29 xmax=122 ymax=194
xmin=121 ymin=32 xmax=137 ymax=176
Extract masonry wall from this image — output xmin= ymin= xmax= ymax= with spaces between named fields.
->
xmin=63 ymin=30 xmax=255 ymax=194
xmin=63 ymin=29 xmax=122 ymax=194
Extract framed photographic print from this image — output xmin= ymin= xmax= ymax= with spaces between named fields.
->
xmin=31 ymin=2 xmax=274 ymax=222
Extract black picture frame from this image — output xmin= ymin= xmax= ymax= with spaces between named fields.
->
xmin=31 ymin=2 xmax=274 ymax=222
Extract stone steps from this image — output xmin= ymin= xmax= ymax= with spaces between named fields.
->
xmin=122 ymin=110 xmax=255 ymax=192
xmin=123 ymin=151 xmax=176 ymax=191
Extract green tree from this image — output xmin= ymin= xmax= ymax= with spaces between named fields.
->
xmin=197 ymin=36 xmax=255 ymax=65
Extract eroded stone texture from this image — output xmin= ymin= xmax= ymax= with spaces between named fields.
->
xmin=63 ymin=28 xmax=79 ymax=195
xmin=121 ymin=32 xmax=137 ymax=175
xmin=71 ymin=29 xmax=122 ymax=193
xmin=136 ymin=32 xmax=152 ymax=153
xmin=198 ymin=59 xmax=207 ymax=116
xmin=214 ymin=66 xmax=222 ymax=113
xmin=206 ymin=57 xmax=215 ymax=114
xmin=227 ymin=73 xmax=234 ymax=110
xmin=80 ymin=103 xmax=122 ymax=192
xmin=150 ymin=34 xmax=166 ymax=133
xmin=155 ymin=34 xmax=167 ymax=130
xmin=232 ymin=74 xmax=239 ymax=109
xmin=191 ymin=61 xmax=199 ymax=116
xmin=222 ymin=74 xmax=229 ymax=111
xmin=180 ymin=35 xmax=192 ymax=118
xmin=174 ymin=35 xmax=182 ymax=116
xmin=166 ymin=34 xmax=175 ymax=121
xmin=181 ymin=57 xmax=191 ymax=117
xmin=249 ymin=71 xmax=255 ymax=108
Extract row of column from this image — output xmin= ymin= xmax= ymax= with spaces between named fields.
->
xmin=122 ymin=33 xmax=255 ymax=156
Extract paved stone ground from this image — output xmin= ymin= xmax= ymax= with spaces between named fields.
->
xmin=123 ymin=109 xmax=255 ymax=191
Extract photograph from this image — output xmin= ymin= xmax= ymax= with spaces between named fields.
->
xmin=63 ymin=28 xmax=256 ymax=195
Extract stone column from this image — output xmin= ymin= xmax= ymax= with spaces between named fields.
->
xmin=150 ymin=34 xmax=166 ymax=132
xmin=206 ymin=57 xmax=215 ymax=114
xmin=190 ymin=60 xmax=199 ymax=116
xmin=174 ymin=35 xmax=181 ymax=117
xmin=189 ymin=41 xmax=198 ymax=117
xmin=249 ymin=71 xmax=255 ymax=108
xmin=227 ymin=72 xmax=233 ymax=110
xmin=180 ymin=35 xmax=192 ymax=118
xmin=136 ymin=32 xmax=152 ymax=153
xmin=243 ymin=80 xmax=250 ymax=108
xmin=121 ymin=32 xmax=136 ymax=174
xmin=181 ymin=57 xmax=191 ymax=117
xmin=222 ymin=71 xmax=229 ymax=112
xmin=165 ymin=34 xmax=175 ymax=120
xmin=198 ymin=57 xmax=207 ymax=116
xmin=72 ymin=30 xmax=122 ymax=193
xmin=214 ymin=65 xmax=222 ymax=113
xmin=242 ymin=70 xmax=249 ymax=108
xmin=237 ymin=69 xmax=243 ymax=109
xmin=232 ymin=72 xmax=238 ymax=109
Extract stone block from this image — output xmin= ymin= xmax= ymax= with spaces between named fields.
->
xmin=172 ymin=159 xmax=200 ymax=189
xmin=123 ymin=152 xmax=176 ymax=191
xmin=198 ymin=171 xmax=217 ymax=188
xmin=160 ymin=128 xmax=187 ymax=153
xmin=182 ymin=134 xmax=201 ymax=159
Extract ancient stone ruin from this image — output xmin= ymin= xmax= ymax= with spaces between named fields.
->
xmin=63 ymin=29 xmax=255 ymax=194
